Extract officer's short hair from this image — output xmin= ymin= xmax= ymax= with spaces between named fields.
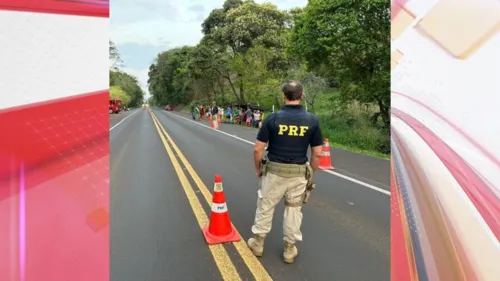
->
xmin=281 ymin=81 xmax=303 ymax=101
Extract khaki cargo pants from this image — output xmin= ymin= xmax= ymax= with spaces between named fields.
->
xmin=251 ymin=172 xmax=308 ymax=244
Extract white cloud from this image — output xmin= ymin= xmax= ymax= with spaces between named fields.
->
xmin=111 ymin=0 xmax=307 ymax=46
xmin=110 ymin=0 xmax=186 ymax=24
xmin=110 ymin=0 xmax=214 ymax=47
xmin=111 ymin=0 xmax=307 ymax=95
xmin=122 ymin=67 xmax=151 ymax=98
xmin=111 ymin=19 xmax=202 ymax=47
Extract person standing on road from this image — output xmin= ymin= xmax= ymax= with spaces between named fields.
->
xmin=194 ymin=105 xmax=200 ymax=121
xmin=226 ymin=106 xmax=232 ymax=122
xmin=254 ymin=110 xmax=261 ymax=128
xmin=245 ymin=106 xmax=253 ymax=127
xmin=218 ymin=106 xmax=223 ymax=121
xmin=190 ymin=104 xmax=196 ymax=120
xmin=238 ymin=108 xmax=244 ymax=125
xmin=247 ymin=80 xmax=324 ymax=264
xmin=211 ymin=101 xmax=219 ymax=129
xmin=205 ymin=105 xmax=211 ymax=120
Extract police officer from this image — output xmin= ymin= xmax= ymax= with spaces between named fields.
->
xmin=247 ymin=80 xmax=324 ymax=264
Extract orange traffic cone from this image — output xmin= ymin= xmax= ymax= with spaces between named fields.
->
xmin=202 ymin=175 xmax=240 ymax=244
xmin=217 ymin=118 xmax=221 ymax=125
xmin=318 ymin=138 xmax=335 ymax=170
xmin=209 ymin=115 xmax=212 ymax=122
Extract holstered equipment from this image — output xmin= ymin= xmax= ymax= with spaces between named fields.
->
xmin=260 ymin=158 xmax=316 ymax=207
xmin=302 ymin=181 xmax=316 ymax=204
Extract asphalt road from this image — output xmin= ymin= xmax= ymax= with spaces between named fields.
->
xmin=109 ymin=109 xmax=138 ymax=129
xmin=110 ymin=106 xmax=390 ymax=281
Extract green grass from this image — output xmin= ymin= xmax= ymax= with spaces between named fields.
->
xmin=313 ymin=90 xmax=390 ymax=158
xmin=180 ymin=88 xmax=390 ymax=158
xmin=327 ymin=142 xmax=389 ymax=159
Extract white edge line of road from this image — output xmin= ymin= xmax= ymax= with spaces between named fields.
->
xmin=109 ymin=109 xmax=141 ymax=131
xmin=162 ymin=110 xmax=391 ymax=196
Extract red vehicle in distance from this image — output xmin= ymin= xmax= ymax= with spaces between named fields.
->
xmin=165 ymin=105 xmax=173 ymax=111
xmin=109 ymin=98 xmax=121 ymax=114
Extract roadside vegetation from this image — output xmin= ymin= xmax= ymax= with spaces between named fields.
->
xmin=146 ymin=0 xmax=390 ymax=158
xmin=109 ymin=40 xmax=144 ymax=108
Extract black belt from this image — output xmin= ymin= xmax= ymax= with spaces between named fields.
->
xmin=267 ymin=154 xmax=307 ymax=165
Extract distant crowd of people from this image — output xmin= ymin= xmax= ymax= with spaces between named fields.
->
xmin=191 ymin=102 xmax=264 ymax=129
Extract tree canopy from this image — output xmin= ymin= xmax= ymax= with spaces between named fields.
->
xmin=147 ymin=0 xmax=390 ymax=155
xmin=289 ymin=0 xmax=390 ymax=128
xmin=109 ymin=40 xmax=144 ymax=107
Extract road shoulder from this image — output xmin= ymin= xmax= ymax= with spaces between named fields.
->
xmin=167 ymin=109 xmax=390 ymax=188
xmin=110 ymin=109 xmax=223 ymax=281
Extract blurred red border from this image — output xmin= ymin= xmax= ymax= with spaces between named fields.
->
xmin=0 ymin=91 xmax=109 ymax=201
xmin=390 ymin=143 xmax=414 ymax=281
xmin=392 ymin=108 xmax=500 ymax=241
xmin=0 ymin=0 xmax=108 ymax=17
xmin=391 ymin=0 xmax=412 ymax=20
xmin=0 ymin=90 xmax=109 ymax=281
xmin=0 ymin=2 xmax=109 ymax=281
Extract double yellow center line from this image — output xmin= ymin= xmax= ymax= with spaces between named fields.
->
xmin=148 ymin=109 xmax=272 ymax=281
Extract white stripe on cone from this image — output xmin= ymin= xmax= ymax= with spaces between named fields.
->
xmin=213 ymin=183 xmax=223 ymax=192
xmin=211 ymin=202 xmax=228 ymax=213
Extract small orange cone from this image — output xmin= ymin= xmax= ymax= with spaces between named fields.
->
xmin=217 ymin=118 xmax=221 ymax=125
xmin=209 ymin=115 xmax=212 ymax=122
xmin=318 ymin=138 xmax=335 ymax=170
xmin=202 ymin=175 xmax=240 ymax=244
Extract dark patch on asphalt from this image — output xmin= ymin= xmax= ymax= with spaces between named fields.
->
xmin=169 ymin=110 xmax=390 ymax=189
xmin=153 ymin=108 xmax=390 ymax=281
xmin=109 ymin=109 xmax=139 ymax=129
xmin=110 ymin=109 xmax=222 ymax=281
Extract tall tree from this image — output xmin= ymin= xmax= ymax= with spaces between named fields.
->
xmin=200 ymin=0 xmax=291 ymax=102
xmin=110 ymin=86 xmax=131 ymax=106
xmin=109 ymin=40 xmax=144 ymax=106
xmin=109 ymin=40 xmax=123 ymax=70
xmin=110 ymin=71 xmax=144 ymax=107
xmin=148 ymin=47 xmax=195 ymax=105
xmin=290 ymin=0 xmax=390 ymax=129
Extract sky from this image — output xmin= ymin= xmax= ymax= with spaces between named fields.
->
xmin=110 ymin=0 xmax=307 ymax=98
